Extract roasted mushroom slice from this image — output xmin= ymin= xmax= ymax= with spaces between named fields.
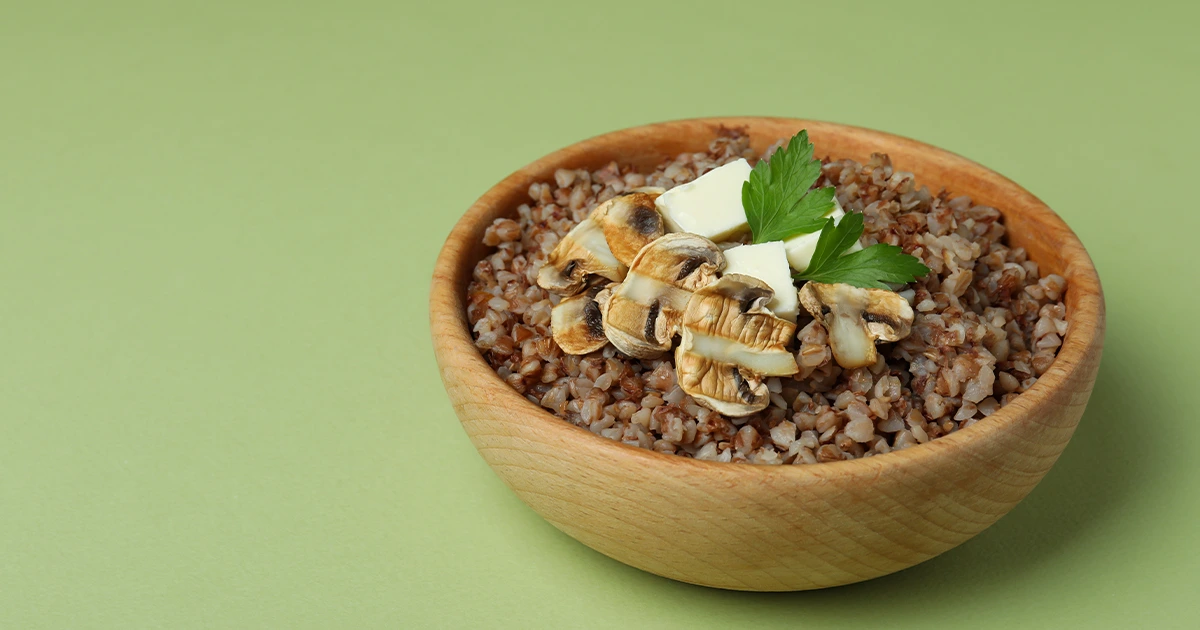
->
xmin=600 ymin=233 xmax=724 ymax=359
xmin=591 ymin=192 xmax=666 ymax=266
xmin=676 ymin=274 xmax=799 ymax=416
xmin=798 ymin=282 xmax=915 ymax=369
xmin=550 ymin=282 xmax=611 ymax=355
xmin=536 ymin=217 xmax=626 ymax=296
xmin=675 ymin=353 xmax=769 ymax=417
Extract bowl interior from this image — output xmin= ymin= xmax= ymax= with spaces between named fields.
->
xmin=432 ymin=116 xmax=1103 ymax=472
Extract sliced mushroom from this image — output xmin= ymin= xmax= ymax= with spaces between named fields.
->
xmin=675 ymin=274 xmax=799 ymax=416
xmin=536 ymin=217 xmax=626 ymax=296
xmin=600 ymin=233 xmax=724 ymax=359
xmin=550 ymin=282 xmax=611 ymax=355
xmin=798 ymin=282 xmax=915 ymax=369
xmin=675 ymin=353 xmax=769 ymax=417
xmin=591 ymin=192 xmax=666 ymax=267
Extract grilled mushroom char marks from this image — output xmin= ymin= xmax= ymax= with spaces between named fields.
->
xmin=536 ymin=216 xmax=626 ymax=296
xmin=549 ymin=282 xmax=613 ymax=355
xmin=590 ymin=192 xmax=667 ymax=267
xmin=599 ymin=233 xmax=724 ymax=359
xmin=676 ymin=274 xmax=799 ymax=416
xmin=798 ymin=281 xmax=914 ymax=369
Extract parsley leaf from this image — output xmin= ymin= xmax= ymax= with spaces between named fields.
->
xmin=794 ymin=212 xmax=930 ymax=290
xmin=742 ymin=130 xmax=837 ymax=244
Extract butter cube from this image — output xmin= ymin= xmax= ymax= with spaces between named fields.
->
xmin=655 ymin=158 xmax=753 ymax=242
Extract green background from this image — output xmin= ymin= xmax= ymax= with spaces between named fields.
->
xmin=2 ymin=0 xmax=1196 ymax=627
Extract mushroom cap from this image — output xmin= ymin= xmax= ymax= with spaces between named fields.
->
xmin=798 ymin=282 xmax=914 ymax=369
xmin=591 ymin=192 xmax=666 ymax=267
xmin=536 ymin=217 xmax=626 ymax=296
xmin=864 ymin=290 xmax=914 ymax=341
xmin=597 ymin=300 xmax=669 ymax=359
xmin=675 ymin=352 xmax=769 ymax=417
xmin=675 ymin=275 xmax=799 ymax=417
xmin=600 ymin=233 xmax=724 ymax=359
xmin=550 ymin=282 xmax=611 ymax=355
xmin=693 ymin=273 xmax=773 ymax=317
xmin=628 ymin=233 xmax=726 ymax=289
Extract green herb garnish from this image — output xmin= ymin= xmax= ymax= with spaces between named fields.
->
xmin=741 ymin=130 xmax=837 ymax=244
xmin=794 ymin=212 xmax=930 ymax=290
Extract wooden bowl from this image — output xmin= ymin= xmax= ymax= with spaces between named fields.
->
xmin=430 ymin=117 xmax=1105 ymax=591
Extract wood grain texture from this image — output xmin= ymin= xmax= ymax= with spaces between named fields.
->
xmin=430 ymin=118 xmax=1105 ymax=591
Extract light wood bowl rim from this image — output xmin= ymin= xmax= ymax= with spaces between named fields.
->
xmin=431 ymin=116 xmax=1103 ymax=481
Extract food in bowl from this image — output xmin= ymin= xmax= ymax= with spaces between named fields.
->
xmin=466 ymin=127 xmax=1067 ymax=464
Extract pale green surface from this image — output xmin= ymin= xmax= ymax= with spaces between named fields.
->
xmin=1 ymin=0 xmax=1197 ymax=627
